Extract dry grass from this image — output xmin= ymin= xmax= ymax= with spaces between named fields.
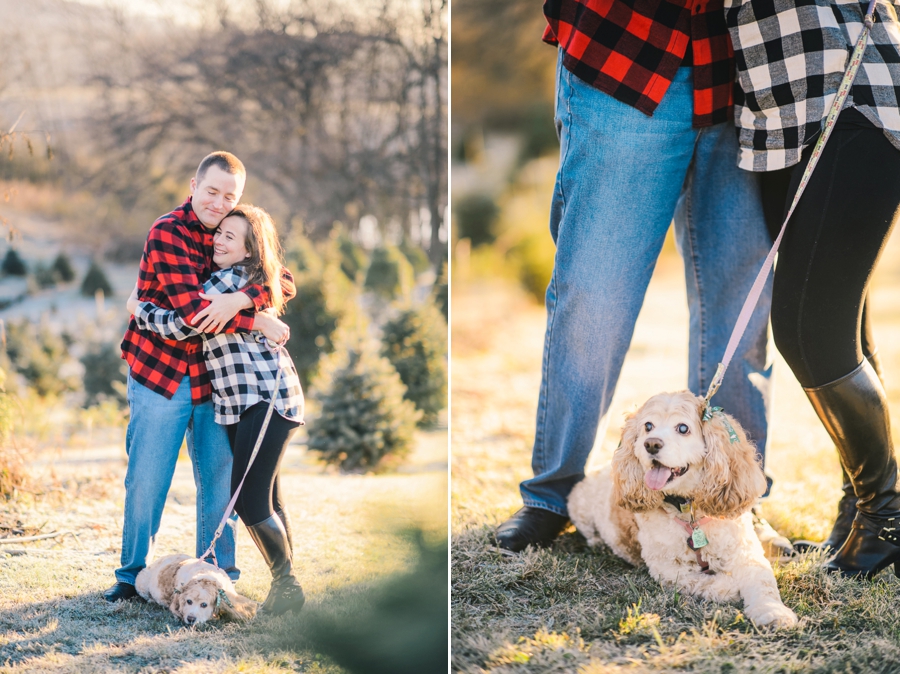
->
xmin=451 ymin=232 xmax=900 ymax=672
xmin=0 ymin=425 xmax=447 ymax=673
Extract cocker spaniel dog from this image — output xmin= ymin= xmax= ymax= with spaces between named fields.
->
xmin=135 ymin=554 xmax=257 ymax=626
xmin=568 ymin=391 xmax=797 ymax=629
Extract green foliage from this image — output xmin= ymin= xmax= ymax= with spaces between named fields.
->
xmin=304 ymin=531 xmax=447 ymax=674
xmin=398 ymin=239 xmax=430 ymax=276
xmin=51 ymin=251 xmax=76 ymax=282
xmin=283 ymin=231 xmax=322 ymax=276
xmin=32 ymin=262 xmax=60 ymax=289
xmin=433 ymin=262 xmax=448 ymax=321
xmin=80 ymin=342 xmax=127 ymax=407
xmin=381 ymin=304 xmax=447 ymax=426
xmin=4 ymin=319 xmax=79 ymax=397
xmin=1 ymin=249 xmax=27 ymax=276
xmin=363 ymin=246 xmax=414 ymax=301
xmin=454 ymin=192 xmax=499 ymax=246
xmin=309 ymin=338 xmax=421 ymax=470
xmin=280 ymin=264 xmax=352 ymax=387
xmin=80 ymin=259 xmax=113 ymax=297
xmin=337 ymin=233 xmax=368 ymax=283
xmin=510 ymin=231 xmax=555 ymax=304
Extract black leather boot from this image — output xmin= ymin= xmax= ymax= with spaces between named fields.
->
xmin=803 ymin=361 xmax=900 ymax=578
xmin=275 ymin=508 xmax=293 ymax=555
xmin=246 ymin=514 xmax=306 ymax=615
xmin=794 ymin=353 xmax=882 ymax=554
xmin=494 ymin=507 xmax=569 ymax=552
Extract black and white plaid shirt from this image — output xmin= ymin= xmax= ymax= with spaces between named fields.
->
xmin=725 ymin=0 xmax=900 ymax=171
xmin=133 ymin=266 xmax=304 ymax=426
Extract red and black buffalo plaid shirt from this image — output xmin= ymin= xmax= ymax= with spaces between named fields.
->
xmin=543 ymin=0 xmax=735 ymax=127
xmin=121 ymin=197 xmax=289 ymax=404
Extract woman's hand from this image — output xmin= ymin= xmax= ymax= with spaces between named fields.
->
xmin=126 ymin=283 xmax=139 ymax=315
xmin=252 ymin=312 xmax=290 ymax=345
xmin=193 ymin=292 xmax=254 ymax=333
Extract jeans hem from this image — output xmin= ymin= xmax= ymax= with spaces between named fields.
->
xmin=521 ymin=500 xmax=568 ymax=518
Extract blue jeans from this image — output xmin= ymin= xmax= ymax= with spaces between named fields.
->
xmin=116 ymin=373 xmax=239 ymax=583
xmin=521 ymin=57 xmax=773 ymax=516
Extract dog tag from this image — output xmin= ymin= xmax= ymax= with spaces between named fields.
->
xmin=691 ymin=528 xmax=709 ymax=549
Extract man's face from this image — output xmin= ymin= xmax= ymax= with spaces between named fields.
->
xmin=189 ymin=165 xmax=245 ymax=229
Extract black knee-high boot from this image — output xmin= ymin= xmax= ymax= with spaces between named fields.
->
xmin=246 ymin=514 xmax=306 ymax=615
xmin=793 ymin=354 xmax=883 ymax=553
xmin=804 ymin=361 xmax=900 ymax=578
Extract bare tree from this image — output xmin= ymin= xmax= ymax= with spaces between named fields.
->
xmin=88 ymin=0 xmax=447 ymax=265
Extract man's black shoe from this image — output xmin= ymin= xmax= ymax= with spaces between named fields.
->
xmin=494 ymin=506 xmax=569 ymax=553
xmin=103 ymin=581 xmax=138 ymax=603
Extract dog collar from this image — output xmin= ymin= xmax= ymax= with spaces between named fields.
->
xmin=663 ymin=494 xmax=691 ymax=512
xmin=665 ymin=498 xmax=715 ymax=575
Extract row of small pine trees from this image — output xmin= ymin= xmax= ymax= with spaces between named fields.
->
xmin=280 ymin=230 xmax=447 ymax=470
xmin=1 ymin=248 xmax=113 ymax=297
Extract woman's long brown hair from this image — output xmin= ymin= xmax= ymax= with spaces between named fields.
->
xmin=228 ymin=204 xmax=285 ymax=314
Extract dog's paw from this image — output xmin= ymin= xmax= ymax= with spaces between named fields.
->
xmin=748 ymin=603 xmax=798 ymax=629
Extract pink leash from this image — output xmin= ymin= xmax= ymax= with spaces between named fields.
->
xmin=704 ymin=0 xmax=878 ymax=406
xmin=200 ymin=344 xmax=285 ymax=567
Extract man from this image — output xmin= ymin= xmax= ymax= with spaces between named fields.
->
xmin=495 ymin=0 xmax=788 ymax=554
xmin=104 ymin=151 xmax=292 ymax=602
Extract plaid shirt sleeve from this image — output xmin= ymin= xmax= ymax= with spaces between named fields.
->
xmin=133 ymin=268 xmax=248 ymax=340
xmin=133 ymin=301 xmax=198 ymax=341
xmin=145 ymin=225 xmax=255 ymax=334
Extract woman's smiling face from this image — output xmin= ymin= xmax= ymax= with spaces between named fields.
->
xmin=213 ymin=215 xmax=251 ymax=268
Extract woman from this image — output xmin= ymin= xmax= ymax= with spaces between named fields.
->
xmin=127 ymin=204 xmax=307 ymax=613
xmin=724 ymin=0 xmax=900 ymax=577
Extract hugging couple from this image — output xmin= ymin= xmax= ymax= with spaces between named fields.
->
xmin=496 ymin=0 xmax=900 ymax=579
xmin=103 ymin=151 xmax=307 ymax=616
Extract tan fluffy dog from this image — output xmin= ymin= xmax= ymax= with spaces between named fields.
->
xmin=135 ymin=554 xmax=257 ymax=625
xmin=568 ymin=391 xmax=797 ymax=629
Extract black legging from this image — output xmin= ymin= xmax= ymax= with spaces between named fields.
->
xmin=760 ymin=108 xmax=900 ymax=388
xmin=226 ymin=402 xmax=300 ymax=527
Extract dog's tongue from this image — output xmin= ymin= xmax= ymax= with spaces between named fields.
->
xmin=645 ymin=465 xmax=673 ymax=491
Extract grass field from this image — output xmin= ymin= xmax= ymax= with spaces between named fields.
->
xmin=451 ymin=236 xmax=900 ymax=673
xmin=0 ymin=424 xmax=447 ymax=673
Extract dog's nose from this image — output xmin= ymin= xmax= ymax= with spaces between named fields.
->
xmin=644 ymin=437 xmax=664 ymax=455
xmin=185 ymin=616 xmax=196 ymax=625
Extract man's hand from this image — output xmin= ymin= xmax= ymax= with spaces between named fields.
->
xmin=193 ymin=292 xmax=254 ymax=333
xmin=253 ymin=312 xmax=290 ymax=345
xmin=126 ymin=283 xmax=139 ymax=315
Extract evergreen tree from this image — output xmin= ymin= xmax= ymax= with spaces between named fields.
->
xmin=51 ymin=251 xmax=76 ymax=282
xmin=4 ymin=319 xmax=79 ymax=397
xmin=280 ymin=264 xmax=351 ymax=387
xmin=309 ymin=337 xmax=420 ymax=470
xmin=364 ymin=246 xmax=414 ymax=301
xmin=337 ymin=232 xmax=368 ymax=283
xmin=381 ymin=304 xmax=447 ymax=426
xmin=433 ymin=262 xmax=448 ymax=321
xmin=81 ymin=342 xmax=127 ymax=407
xmin=399 ymin=238 xmax=431 ymax=276
xmin=1 ymin=249 xmax=27 ymax=276
xmin=80 ymin=259 xmax=114 ymax=297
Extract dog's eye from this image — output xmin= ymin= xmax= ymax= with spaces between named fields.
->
xmin=186 ymin=599 xmax=193 ymax=605
xmin=676 ymin=423 xmax=690 ymax=435
xmin=200 ymin=603 xmax=208 ymax=608
xmin=644 ymin=422 xmax=654 ymax=432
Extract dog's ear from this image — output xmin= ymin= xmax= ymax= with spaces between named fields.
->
xmin=694 ymin=406 xmax=767 ymax=518
xmin=612 ymin=410 xmax=662 ymax=512
xmin=169 ymin=588 xmax=185 ymax=619
xmin=215 ymin=588 xmax=258 ymax=621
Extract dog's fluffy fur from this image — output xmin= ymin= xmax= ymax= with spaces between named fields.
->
xmin=135 ymin=554 xmax=257 ymax=625
xmin=568 ymin=391 xmax=797 ymax=629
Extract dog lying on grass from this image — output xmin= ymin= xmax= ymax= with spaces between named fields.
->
xmin=135 ymin=554 xmax=257 ymax=625
xmin=568 ymin=391 xmax=797 ymax=629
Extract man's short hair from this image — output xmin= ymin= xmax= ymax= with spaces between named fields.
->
xmin=195 ymin=151 xmax=246 ymax=184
